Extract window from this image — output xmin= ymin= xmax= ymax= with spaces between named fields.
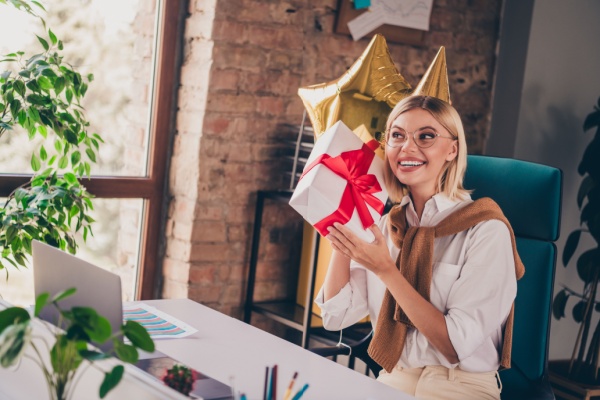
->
xmin=0 ymin=0 xmax=183 ymax=305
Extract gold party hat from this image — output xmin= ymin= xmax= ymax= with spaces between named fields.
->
xmin=411 ymin=47 xmax=451 ymax=104
xmin=298 ymin=34 xmax=412 ymax=141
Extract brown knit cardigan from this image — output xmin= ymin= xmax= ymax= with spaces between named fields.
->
xmin=367 ymin=197 xmax=525 ymax=373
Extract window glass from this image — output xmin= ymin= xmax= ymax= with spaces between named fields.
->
xmin=0 ymin=198 xmax=144 ymax=306
xmin=0 ymin=0 xmax=156 ymax=177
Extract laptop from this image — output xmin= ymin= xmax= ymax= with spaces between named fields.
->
xmin=32 ymin=240 xmax=123 ymax=351
xmin=32 ymin=240 xmax=234 ymax=399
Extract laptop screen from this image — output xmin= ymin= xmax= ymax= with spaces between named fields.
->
xmin=32 ymin=240 xmax=123 ymax=352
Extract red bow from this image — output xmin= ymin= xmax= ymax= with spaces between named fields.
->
xmin=300 ymin=140 xmax=385 ymax=236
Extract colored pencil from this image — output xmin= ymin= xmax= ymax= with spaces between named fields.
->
xmin=263 ymin=366 xmax=270 ymax=400
xmin=271 ymin=364 xmax=278 ymax=400
xmin=291 ymin=383 xmax=309 ymax=400
xmin=283 ymin=372 xmax=298 ymax=400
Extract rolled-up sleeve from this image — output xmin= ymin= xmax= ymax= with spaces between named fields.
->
xmin=444 ymin=220 xmax=517 ymax=361
xmin=314 ymin=264 xmax=369 ymax=331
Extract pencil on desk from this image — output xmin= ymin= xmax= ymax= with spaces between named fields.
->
xmin=290 ymin=383 xmax=309 ymax=400
xmin=282 ymin=372 xmax=298 ymax=400
xmin=271 ymin=364 xmax=278 ymax=400
xmin=263 ymin=366 xmax=270 ymax=400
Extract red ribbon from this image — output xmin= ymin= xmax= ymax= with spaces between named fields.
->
xmin=300 ymin=140 xmax=385 ymax=236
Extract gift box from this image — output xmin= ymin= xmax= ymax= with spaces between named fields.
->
xmin=289 ymin=121 xmax=388 ymax=243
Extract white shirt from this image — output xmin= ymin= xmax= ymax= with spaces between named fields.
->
xmin=315 ymin=193 xmax=517 ymax=373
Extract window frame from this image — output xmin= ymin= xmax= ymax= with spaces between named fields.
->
xmin=0 ymin=0 xmax=186 ymax=300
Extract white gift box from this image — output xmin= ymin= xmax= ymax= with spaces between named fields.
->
xmin=289 ymin=121 xmax=388 ymax=243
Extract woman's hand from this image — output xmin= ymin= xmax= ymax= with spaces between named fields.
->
xmin=326 ymin=222 xmax=397 ymax=277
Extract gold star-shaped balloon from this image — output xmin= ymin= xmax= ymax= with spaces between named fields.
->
xmin=298 ymin=34 xmax=412 ymax=143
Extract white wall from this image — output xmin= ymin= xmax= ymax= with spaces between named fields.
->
xmin=490 ymin=0 xmax=600 ymax=360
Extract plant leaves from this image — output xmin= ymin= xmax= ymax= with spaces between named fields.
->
xmin=573 ymin=300 xmax=587 ymax=323
xmin=577 ymin=249 xmax=600 ymax=283
xmin=0 ymin=322 xmax=30 ymax=368
xmin=48 ymin=29 xmax=57 ymax=45
xmin=35 ymin=35 xmax=49 ymax=51
xmin=30 ymin=153 xmax=41 ymax=171
xmin=552 ymin=290 xmax=569 ymax=320
xmin=563 ymin=230 xmax=582 ymax=266
xmin=52 ymin=287 xmax=77 ymax=303
xmin=114 ymin=342 xmax=138 ymax=363
xmin=79 ymin=349 xmax=110 ymax=361
xmin=34 ymin=292 xmax=49 ymax=317
xmin=99 ymin=365 xmax=124 ymax=398
xmin=58 ymin=155 xmax=68 ymax=169
xmin=0 ymin=307 xmax=31 ymax=334
xmin=122 ymin=320 xmax=154 ymax=352
xmin=86 ymin=148 xmax=96 ymax=163
xmin=39 ymin=145 xmax=47 ymax=161
xmin=584 ymin=109 xmax=600 ymax=132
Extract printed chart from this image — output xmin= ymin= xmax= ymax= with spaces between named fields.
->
xmin=123 ymin=302 xmax=198 ymax=339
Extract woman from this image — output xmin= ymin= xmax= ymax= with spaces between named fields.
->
xmin=315 ymin=96 xmax=521 ymax=399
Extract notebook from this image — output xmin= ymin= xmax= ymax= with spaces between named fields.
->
xmin=32 ymin=240 xmax=123 ymax=352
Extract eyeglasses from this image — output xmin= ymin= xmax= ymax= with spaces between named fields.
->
xmin=386 ymin=128 xmax=456 ymax=149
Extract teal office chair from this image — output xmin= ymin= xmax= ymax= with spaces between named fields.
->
xmin=465 ymin=155 xmax=561 ymax=399
xmin=311 ymin=155 xmax=562 ymax=399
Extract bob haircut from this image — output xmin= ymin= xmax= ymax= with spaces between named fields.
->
xmin=383 ymin=95 xmax=470 ymax=203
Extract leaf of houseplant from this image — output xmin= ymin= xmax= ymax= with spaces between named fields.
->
xmin=552 ymin=289 xmax=569 ymax=319
xmin=563 ymin=230 xmax=582 ymax=267
xmin=576 ymin=249 xmax=599 ymax=283
xmin=122 ymin=320 xmax=154 ymax=352
xmin=573 ymin=300 xmax=587 ymax=323
xmin=69 ymin=307 xmax=111 ymax=343
xmin=114 ymin=342 xmax=139 ymax=363
xmin=0 ymin=322 xmax=31 ymax=368
xmin=99 ymin=365 xmax=124 ymax=398
xmin=583 ymin=107 xmax=600 ymax=131
xmin=0 ymin=307 xmax=31 ymax=334
xmin=34 ymin=292 xmax=49 ymax=317
xmin=577 ymin=175 xmax=594 ymax=208
xmin=52 ymin=287 xmax=76 ymax=303
xmin=79 ymin=349 xmax=111 ymax=361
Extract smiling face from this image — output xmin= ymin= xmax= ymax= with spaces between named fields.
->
xmin=386 ymin=108 xmax=458 ymax=200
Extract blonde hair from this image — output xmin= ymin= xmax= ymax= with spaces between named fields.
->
xmin=383 ymin=95 xmax=470 ymax=203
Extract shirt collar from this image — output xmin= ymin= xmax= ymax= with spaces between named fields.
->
xmin=396 ymin=193 xmax=471 ymax=216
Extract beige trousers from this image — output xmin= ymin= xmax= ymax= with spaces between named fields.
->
xmin=377 ymin=365 xmax=501 ymax=400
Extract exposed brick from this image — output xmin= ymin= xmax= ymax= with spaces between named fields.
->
xmin=170 ymin=198 xmax=197 ymax=222
xmin=190 ymin=243 xmax=230 ymax=262
xmin=196 ymin=204 xmax=224 ymax=221
xmin=189 ymin=265 xmax=218 ymax=284
xmin=256 ymin=96 xmax=285 ymax=116
xmin=163 ymin=258 xmax=191 ymax=282
xmin=166 ymin=238 xmax=191 ymax=262
xmin=163 ymin=0 xmax=498 ymax=317
xmin=173 ymin=221 xmax=193 ymax=241
xmin=212 ymin=19 xmax=247 ymax=44
xmin=209 ymin=68 xmax=241 ymax=92
xmin=188 ymin=284 xmax=222 ymax=303
xmin=191 ymin=221 xmax=227 ymax=242
xmin=186 ymin=11 xmax=214 ymax=39
xmin=162 ymin=279 xmax=189 ymax=299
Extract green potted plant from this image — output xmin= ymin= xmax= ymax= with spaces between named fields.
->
xmin=0 ymin=0 xmax=102 ymax=273
xmin=552 ymin=96 xmax=600 ymax=384
xmin=0 ymin=287 xmax=155 ymax=399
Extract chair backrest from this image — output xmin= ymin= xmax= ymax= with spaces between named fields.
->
xmin=464 ymin=155 xmax=562 ymax=394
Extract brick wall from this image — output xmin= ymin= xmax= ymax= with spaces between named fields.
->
xmin=162 ymin=0 xmax=503 ymax=319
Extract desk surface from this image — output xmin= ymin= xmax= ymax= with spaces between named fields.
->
xmin=148 ymin=299 xmax=412 ymax=400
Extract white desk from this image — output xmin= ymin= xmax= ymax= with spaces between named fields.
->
xmin=0 ymin=299 xmax=412 ymax=399
xmin=146 ymin=299 xmax=412 ymax=400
